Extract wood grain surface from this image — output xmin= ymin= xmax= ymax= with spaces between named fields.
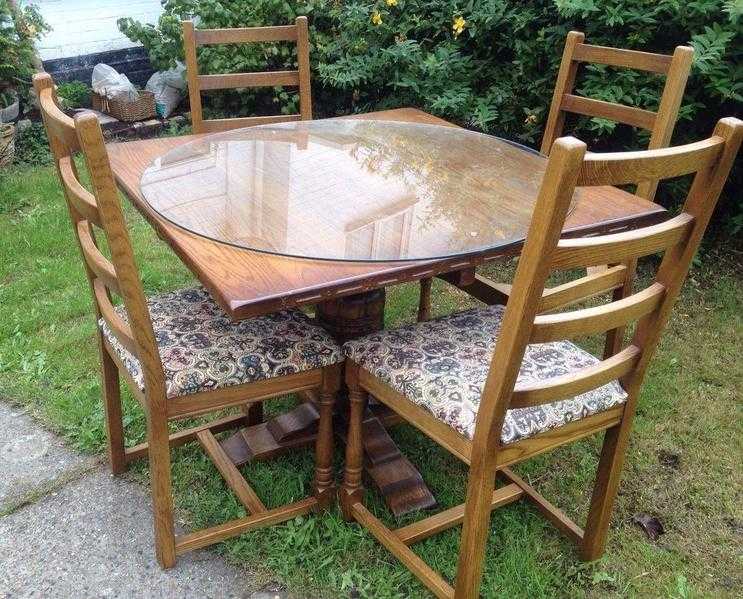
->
xmin=107 ymin=107 xmax=666 ymax=320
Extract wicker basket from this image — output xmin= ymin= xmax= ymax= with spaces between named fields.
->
xmin=0 ymin=122 xmax=15 ymax=168
xmin=92 ymin=90 xmax=156 ymax=122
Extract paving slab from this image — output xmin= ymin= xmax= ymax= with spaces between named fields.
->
xmin=0 ymin=402 xmax=97 ymax=513
xmin=0 ymin=469 xmax=261 ymax=598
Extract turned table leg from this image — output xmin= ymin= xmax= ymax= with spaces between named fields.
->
xmin=220 ymin=289 xmax=436 ymax=517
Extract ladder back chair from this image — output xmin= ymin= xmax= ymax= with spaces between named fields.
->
xmin=340 ymin=118 xmax=742 ymax=599
xmin=34 ymin=72 xmax=341 ymax=569
xmin=542 ymin=32 xmax=693 ymax=304
xmin=182 ymin=17 xmax=312 ymax=134
xmin=420 ymin=32 xmax=695 ymax=345
xmin=542 ymin=31 xmax=693 ymax=201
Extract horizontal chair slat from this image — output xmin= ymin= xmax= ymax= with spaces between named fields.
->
xmin=561 ymin=94 xmax=656 ymax=131
xmin=394 ymin=483 xmax=523 ymax=545
xmin=552 ymin=214 xmax=694 ymax=269
xmin=59 ymin=157 xmax=103 ymax=227
xmin=531 ymin=283 xmax=665 ymax=343
xmin=176 ymin=497 xmax=316 ymax=554
xmin=511 ymin=345 xmax=640 ymax=408
xmin=77 ymin=221 xmax=120 ymax=295
xmin=200 ymin=114 xmax=301 ymax=133
xmin=195 ymin=25 xmax=298 ymax=45
xmin=93 ymin=280 xmax=139 ymax=357
xmin=198 ymin=70 xmax=300 ymax=91
xmin=578 ymin=137 xmax=725 ymax=187
xmin=572 ymin=43 xmax=673 ymax=74
xmin=124 ymin=413 xmax=248 ymax=462
xmin=539 ymin=265 xmax=628 ymax=312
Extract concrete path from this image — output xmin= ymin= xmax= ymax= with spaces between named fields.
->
xmin=0 ymin=402 xmax=290 ymax=599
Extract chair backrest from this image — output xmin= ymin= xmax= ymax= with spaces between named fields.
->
xmin=541 ymin=31 xmax=694 ymax=201
xmin=33 ymin=72 xmax=167 ymax=400
xmin=472 ymin=117 xmax=742 ymax=454
xmin=182 ymin=17 xmax=312 ymax=134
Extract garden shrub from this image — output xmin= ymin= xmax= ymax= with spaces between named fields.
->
xmin=119 ymin=0 xmax=742 ymax=236
xmin=56 ymin=81 xmax=92 ymax=110
xmin=0 ymin=0 xmax=47 ymax=105
xmin=12 ymin=121 xmax=51 ymax=166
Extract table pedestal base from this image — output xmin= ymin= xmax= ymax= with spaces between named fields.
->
xmin=220 ymin=289 xmax=436 ymax=517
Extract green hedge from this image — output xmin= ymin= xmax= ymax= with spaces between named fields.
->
xmin=119 ymin=0 xmax=743 ymax=236
xmin=1 ymin=0 xmax=48 ymax=104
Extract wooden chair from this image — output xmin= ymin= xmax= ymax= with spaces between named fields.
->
xmin=418 ymin=33 xmax=694 ymax=322
xmin=340 ymin=118 xmax=742 ymax=598
xmin=182 ymin=17 xmax=312 ymax=134
xmin=542 ymin=31 xmax=693 ymax=201
xmin=33 ymin=72 xmax=341 ymax=568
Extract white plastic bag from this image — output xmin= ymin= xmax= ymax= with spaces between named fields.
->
xmin=91 ymin=64 xmax=138 ymax=102
xmin=145 ymin=62 xmax=186 ymax=118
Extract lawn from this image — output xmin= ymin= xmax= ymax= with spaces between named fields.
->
xmin=1 ymin=160 xmax=741 ymax=598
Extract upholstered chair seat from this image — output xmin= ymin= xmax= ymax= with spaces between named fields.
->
xmin=100 ymin=286 xmax=343 ymax=398
xmin=344 ymin=304 xmax=627 ymax=444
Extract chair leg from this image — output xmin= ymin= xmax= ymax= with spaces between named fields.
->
xmin=418 ymin=277 xmax=433 ymax=322
xmin=98 ymin=335 xmax=126 ymax=475
xmin=314 ymin=365 xmax=340 ymax=510
xmin=453 ymin=455 xmax=497 ymax=599
xmin=147 ymin=410 xmax=177 ymax=568
xmin=581 ymin=422 xmax=631 ymax=561
xmin=340 ymin=362 xmax=367 ymax=521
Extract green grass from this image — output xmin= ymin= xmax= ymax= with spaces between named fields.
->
xmin=1 ymin=162 xmax=741 ymax=598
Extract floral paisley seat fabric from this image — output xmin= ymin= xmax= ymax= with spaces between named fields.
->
xmin=343 ymin=304 xmax=628 ymax=445
xmin=99 ymin=286 xmax=343 ymax=399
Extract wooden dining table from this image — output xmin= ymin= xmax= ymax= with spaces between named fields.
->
xmin=107 ymin=107 xmax=666 ymax=517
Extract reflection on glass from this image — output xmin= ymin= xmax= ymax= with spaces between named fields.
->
xmin=140 ymin=120 xmax=575 ymax=262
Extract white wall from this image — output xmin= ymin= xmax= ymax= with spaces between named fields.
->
xmin=30 ymin=0 xmax=164 ymax=60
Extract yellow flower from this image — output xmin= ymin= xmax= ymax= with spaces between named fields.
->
xmin=371 ymin=11 xmax=383 ymax=25
xmin=452 ymin=15 xmax=466 ymax=38
xmin=524 ymin=114 xmax=537 ymax=125
xmin=386 ymin=0 xmax=398 ymax=6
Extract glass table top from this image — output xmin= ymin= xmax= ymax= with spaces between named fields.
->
xmin=140 ymin=119 xmax=571 ymax=262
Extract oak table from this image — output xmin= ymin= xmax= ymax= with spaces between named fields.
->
xmin=107 ymin=108 xmax=666 ymax=516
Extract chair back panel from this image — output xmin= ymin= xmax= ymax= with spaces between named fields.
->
xmin=472 ymin=118 xmax=742 ymax=452
xmin=194 ymin=24 xmax=299 ymax=45
xmin=183 ymin=17 xmax=312 ymax=134
xmin=75 ymin=219 xmax=120 ymax=293
xmin=58 ymin=155 xmax=103 ymax=227
xmin=559 ymin=94 xmax=657 ymax=131
xmin=571 ymin=42 xmax=673 ymax=74
xmin=530 ymin=282 xmax=667 ymax=344
xmin=541 ymin=31 xmax=694 ymax=200
xmin=577 ymin=138 xmax=724 ymax=188
xmin=33 ymin=72 xmax=166 ymax=398
xmin=537 ymin=264 xmax=628 ymax=313
xmin=551 ymin=213 xmax=695 ymax=270
xmin=511 ymin=345 xmax=642 ymax=409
